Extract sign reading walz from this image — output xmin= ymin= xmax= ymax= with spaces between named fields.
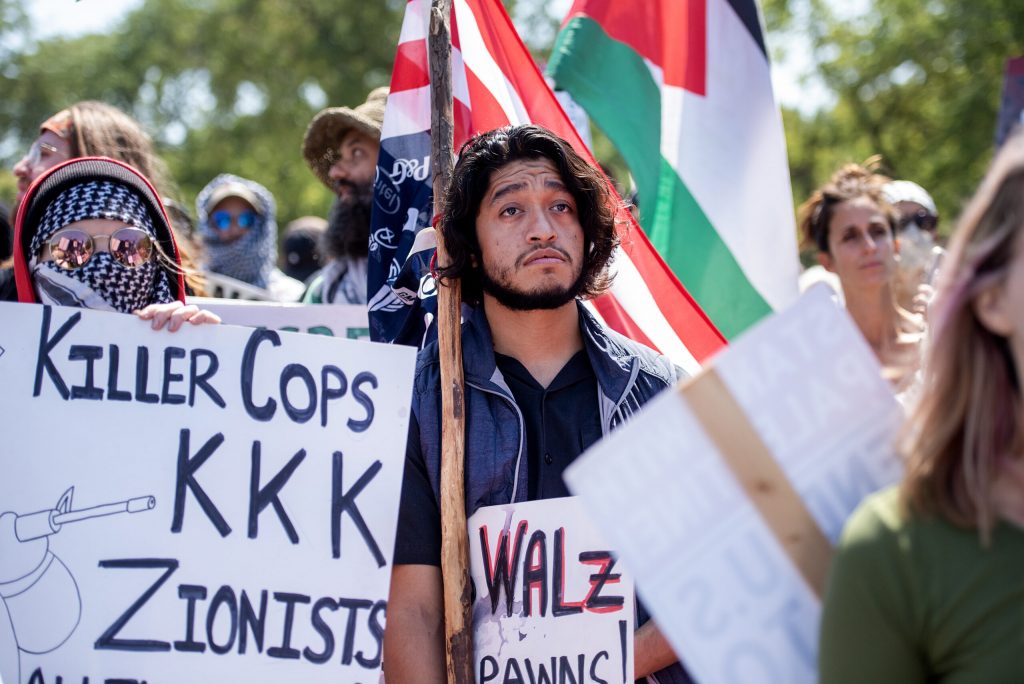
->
xmin=0 ymin=302 xmax=416 ymax=683
xmin=469 ymin=498 xmax=634 ymax=684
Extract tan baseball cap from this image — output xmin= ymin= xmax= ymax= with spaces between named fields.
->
xmin=206 ymin=181 xmax=263 ymax=215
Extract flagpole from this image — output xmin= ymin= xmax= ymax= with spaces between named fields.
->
xmin=428 ymin=1 xmax=474 ymax=682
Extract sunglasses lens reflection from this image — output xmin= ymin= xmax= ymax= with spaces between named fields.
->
xmin=110 ymin=229 xmax=153 ymax=267
xmin=211 ymin=210 xmax=257 ymax=231
xmin=50 ymin=231 xmax=93 ymax=269
xmin=49 ymin=228 xmax=153 ymax=270
xmin=212 ymin=211 xmax=232 ymax=230
xmin=237 ymin=211 xmax=257 ymax=229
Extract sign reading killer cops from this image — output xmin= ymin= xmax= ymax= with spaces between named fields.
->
xmin=469 ymin=497 xmax=635 ymax=684
xmin=0 ymin=302 xmax=416 ymax=683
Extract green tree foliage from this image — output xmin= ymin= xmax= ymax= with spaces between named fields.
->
xmin=3 ymin=0 xmax=1020 ymax=237
xmin=766 ymin=0 xmax=1024 ymax=231
xmin=0 ymin=0 xmax=402 ymax=221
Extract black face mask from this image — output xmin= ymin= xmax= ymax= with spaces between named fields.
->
xmin=324 ymin=182 xmax=373 ymax=261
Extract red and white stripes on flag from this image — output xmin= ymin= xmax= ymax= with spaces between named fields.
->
xmin=375 ymin=0 xmax=726 ymax=372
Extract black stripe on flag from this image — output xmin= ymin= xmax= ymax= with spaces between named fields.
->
xmin=725 ymin=0 xmax=767 ymax=58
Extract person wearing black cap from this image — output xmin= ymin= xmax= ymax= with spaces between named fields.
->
xmin=13 ymin=156 xmax=219 ymax=330
xmin=280 ymin=216 xmax=327 ymax=283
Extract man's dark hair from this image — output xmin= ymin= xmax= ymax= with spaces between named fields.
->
xmin=437 ymin=124 xmax=619 ymax=304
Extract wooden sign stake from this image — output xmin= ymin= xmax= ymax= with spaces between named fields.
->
xmin=428 ymin=1 xmax=473 ymax=682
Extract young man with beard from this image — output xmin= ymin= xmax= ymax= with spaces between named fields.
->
xmin=384 ymin=125 xmax=693 ymax=683
xmin=300 ymin=87 xmax=387 ymax=304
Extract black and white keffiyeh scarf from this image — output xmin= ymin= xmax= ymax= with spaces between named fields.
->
xmin=30 ymin=180 xmax=174 ymax=313
xmin=195 ymin=174 xmax=278 ymax=289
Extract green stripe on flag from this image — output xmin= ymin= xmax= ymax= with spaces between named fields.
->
xmin=653 ymin=158 xmax=773 ymax=338
xmin=550 ymin=16 xmax=771 ymax=339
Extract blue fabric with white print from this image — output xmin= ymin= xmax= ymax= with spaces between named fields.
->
xmin=367 ymin=129 xmax=438 ymax=346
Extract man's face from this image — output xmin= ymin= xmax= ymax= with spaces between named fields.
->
xmin=475 ymin=158 xmax=585 ymax=311
xmin=328 ymin=130 xmax=379 ymax=200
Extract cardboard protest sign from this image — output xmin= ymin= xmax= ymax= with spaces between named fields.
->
xmin=469 ymin=497 xmax=634 ymax=684
xmin=0 ymin=302 xmax=415 ymax=683
xmin=565 ymin=286 xmax=903 ymax=683
xmin=202 ymin=272 xmax=276 ymax=301
xmin=189 ymin=297 xmax=370 ymax=340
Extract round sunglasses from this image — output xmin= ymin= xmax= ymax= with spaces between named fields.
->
xmin=211 ymin=210 xmax=258 ymax=231
xmin=45 ymin=227 xmax=154 ymax=270
xmin=897 ymin=210 xmax=938 ymax=233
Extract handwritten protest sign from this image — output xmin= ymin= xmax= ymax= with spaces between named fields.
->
xmin=565 ymin=286 xmax=903 ymax=683
xmin=188 ymin=297 xmax=370 ymax=340
xmin=469 ymin=497 xmax=634 ymax=684
xmin=0 ymin=302 xmax=415 ymax=683
xmin=202 ymin=272 xmax=276 ymax=301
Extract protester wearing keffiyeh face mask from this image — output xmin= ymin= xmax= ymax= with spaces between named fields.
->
xmin=195 ymin=174 xmax=304 ymax=302
xmin=883 ymin=179 xmax=946 ymax=316
xmin=30 ymin=179 xmax=173 ymax=313
xmin=13 ymin=157 xmax=220 ymax=330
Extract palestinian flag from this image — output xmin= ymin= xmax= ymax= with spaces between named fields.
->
xmin=368 ymin=0 xmax=726 ymax=371
xmin=548 ymin=0 xmax=799 ymax=339
xmin=364 ymin=0 xmax=724 ymax=370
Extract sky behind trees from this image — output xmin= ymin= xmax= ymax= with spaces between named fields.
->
xmin=7 ymin=0 xmax=1022 ymax=231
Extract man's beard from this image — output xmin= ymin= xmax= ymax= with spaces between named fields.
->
xmin=323 ymin=181 xmax=373 ymax=261
xmin=479 ymin=253 xmax=586 ymax=311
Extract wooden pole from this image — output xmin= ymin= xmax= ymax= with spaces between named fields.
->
xmin=428 ymin=1 xmax=473 ymax=683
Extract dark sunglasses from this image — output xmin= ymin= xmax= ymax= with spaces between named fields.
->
xmin=211 ymin=210 xmax=258 ymax=231
xmin=897 ymin=210 xmax=938 ymax=233
xmin=46 ymin=227 xmax=154 ymax=270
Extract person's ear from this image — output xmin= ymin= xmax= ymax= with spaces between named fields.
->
xmin=974 ymin=281 xmax=1013 ymax=337
xmin=817 ymin=251 xmax=835 ymax=273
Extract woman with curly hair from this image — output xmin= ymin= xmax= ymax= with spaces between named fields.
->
xmin=798 ymin=163 xmax=924 ymax=390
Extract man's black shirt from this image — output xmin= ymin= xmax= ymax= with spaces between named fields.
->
xmin=393 ymin=349 xmax=602 ymax=566
xmin=493 ymin=350 xmax=601 ymax=500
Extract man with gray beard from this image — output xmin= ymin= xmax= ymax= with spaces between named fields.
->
xmin=300 ymin=87 xmax=387 ymax=304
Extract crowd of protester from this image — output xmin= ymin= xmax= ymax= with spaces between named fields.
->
xmin=2 ymin=86 xmax=1023 ymax=682
xmin=0 ymin=90 xmax=385 ymax=307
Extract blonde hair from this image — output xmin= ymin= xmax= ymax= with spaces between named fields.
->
xmin=61 ymin=101 xmax=206 ymax=295
xmin=65 ymin=102 xmax=175 ymax=197
xmin=901 ymin=133 xmax=1024 ymax=538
